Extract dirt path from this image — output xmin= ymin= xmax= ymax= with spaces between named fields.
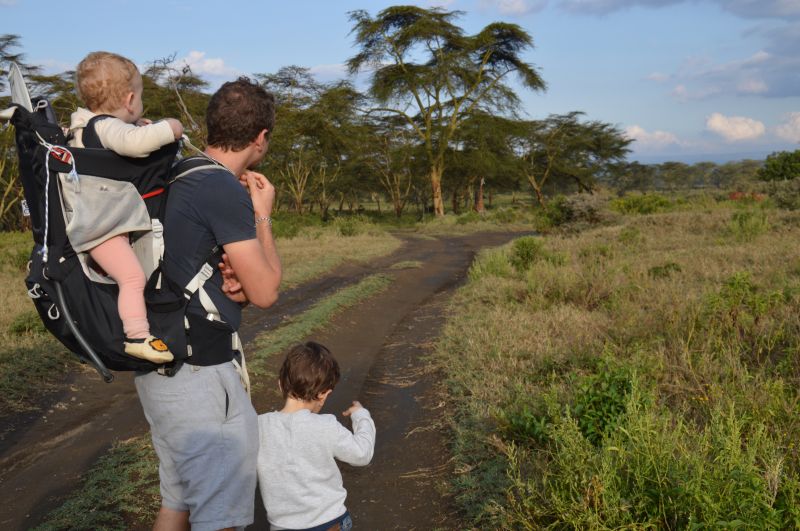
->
xmin=0 ymin=231 xmax=523 ymax=530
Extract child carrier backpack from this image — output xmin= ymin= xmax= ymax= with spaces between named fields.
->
xmin=2 ymin=64 xmax=242 ymax=383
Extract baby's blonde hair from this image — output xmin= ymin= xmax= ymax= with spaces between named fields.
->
xmin=76 ymin=51 xmax=140 ymax=113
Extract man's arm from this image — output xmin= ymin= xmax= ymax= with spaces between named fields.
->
xmin=223 ymin=171 xmax=281 ymax=308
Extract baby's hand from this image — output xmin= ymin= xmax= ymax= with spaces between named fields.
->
xmin=165 ymin=118 xmax=184 ymax=140
xmin=343 ymin=401 xmax=363 ymax=417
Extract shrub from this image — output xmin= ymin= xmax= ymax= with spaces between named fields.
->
xmin=610 ymin=193 xmax=672 ymax=215
xmin=729 ymin=209 xmax=769 ymax=241
xmin=456 ymin=211 xmax=482 ymax=225
xmin=766 ymin=179 xmax=800 ymax=210
xmin=468 ymin=248 xmax=513 ymax=281
xmin=509 ymin=237 xmax=545 ymax=272
xmin=758 ymin=149 xmax=800 ymax=182
xmin=570 ymin=363 xmax=631 ymax=446
xmin=648 ymin=262 xmax=682 ymax=279
xmin=618 ymin=226 xmax=642 ymax=245
xmin=488 ymin=208 xmax=518 ymax=224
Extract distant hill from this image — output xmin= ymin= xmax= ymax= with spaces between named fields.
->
xmin=632 ymin=151 xmax=772 ymax=165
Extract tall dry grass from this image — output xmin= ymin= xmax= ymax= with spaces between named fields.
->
xmin=437 ymin=198 xmax=800 ymax=528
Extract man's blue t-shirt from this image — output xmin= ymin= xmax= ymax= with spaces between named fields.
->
xmin=163 ymin=164 xmax=256 ymax=330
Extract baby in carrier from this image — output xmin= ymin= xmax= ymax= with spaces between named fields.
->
xmin=68 ymin=51 xmax=184 ymax=363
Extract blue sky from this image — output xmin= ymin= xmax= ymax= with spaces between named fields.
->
xmin=3 ymin=0 xmax=799 ymax=163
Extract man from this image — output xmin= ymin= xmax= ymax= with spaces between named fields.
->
xmin=134 ymin=77 xmax=282 ymax=531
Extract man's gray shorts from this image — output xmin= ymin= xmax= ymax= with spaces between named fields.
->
xmin=135 ymin=361 xmax=258 ymax=531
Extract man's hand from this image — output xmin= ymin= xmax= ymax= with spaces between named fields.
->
xmin=241 ymin=170 xmax=275 ymax=218
xmin=343 ymin=401 xmax=363 ymax=417
xmin=219 ymin=253 xmax=247 ymax=304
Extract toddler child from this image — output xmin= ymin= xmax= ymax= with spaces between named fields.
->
xmin=68 ymin=51 xmax=184 ymax=363
xmin=258 ymin=341 xmax=376 ymax=530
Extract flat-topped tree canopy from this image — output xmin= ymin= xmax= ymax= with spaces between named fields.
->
xmin=347 ymin=5 xmax=545 ymax=216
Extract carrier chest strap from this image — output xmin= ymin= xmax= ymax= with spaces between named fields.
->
xmin=183 ymin=248 xmax=224 ymax=322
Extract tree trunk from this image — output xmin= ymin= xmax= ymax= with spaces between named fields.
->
xmin=474 ymin=178 xmax=485 ymax=214
xmin=430 ymin=167 xmax=445 ymax=217
xmin=528 ymin=176 xmax=546 ymax=207
xmin=451 ymin=188 xmax=459 ymax=215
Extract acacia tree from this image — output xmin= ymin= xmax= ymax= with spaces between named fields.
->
xmin=347 ymin=5 xmax=545 ymax=216
xmin=359 ymin=115 xmax=419 ymax=217
xmin=521 ymin=112 xmax=631 ymax=206
xmin=446 ymin=111 xmax=523 ymax=213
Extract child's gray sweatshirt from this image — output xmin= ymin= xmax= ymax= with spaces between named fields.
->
xmin=257 ymin=408 xmax=376 ymax=530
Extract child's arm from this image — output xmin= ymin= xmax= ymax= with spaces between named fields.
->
xmin=332 ymin=402 xmax=375 ymax=467
xmin=94 ymin=117 xmax=182 ymax=158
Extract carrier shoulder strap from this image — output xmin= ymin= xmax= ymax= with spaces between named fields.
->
xmin=80 ymin=114 xmax=114 ymax=149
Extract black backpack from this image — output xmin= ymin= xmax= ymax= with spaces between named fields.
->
xmin=8 ymin=101 xmax=236 ymax=382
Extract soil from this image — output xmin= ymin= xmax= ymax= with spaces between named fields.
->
xmin=0 ymin=231 xmax=523 ymax=530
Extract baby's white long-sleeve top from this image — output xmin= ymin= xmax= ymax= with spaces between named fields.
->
xmin=257 ymin=408 xmax=376 ymax=530
xmin=69 ymin=107 xmax=175 ymax=156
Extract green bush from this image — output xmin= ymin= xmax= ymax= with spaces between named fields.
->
xmin=648 ymin=261 xmax=682 ymax=279
xmin=618 ymin=226 xmax=642 ymax=245
xmin=729 ymin=209 xmax=769 ymax=241
xmin=509 ymin=237 xmax=545 ymax=272
xmin=456 ymin=211 xmax=482 ymax=225
xmin=488 ymin=208 xmax=518 ymax=224
xmin=499 ymin=403 xmax=549 ymax=444
xmin=758 ymin=149 xmax=800 ymax=182
xmin=610 ymin=193 xmax=672 ymax=215
xmin=271 ymin=213 xmax=323 ymax=239
xmin=570 ymin=364 xmax=631 ymax=446
xmin=334 ymin=215 xmax=375 ymax=237
xmin=468 ymin=248 xmax=514 ymax=281
xmin=767 ymin=179 xmax=800 ymax=210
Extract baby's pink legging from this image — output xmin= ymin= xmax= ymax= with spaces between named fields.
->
xmin=89 ymin=234 xmax=149 ymax=340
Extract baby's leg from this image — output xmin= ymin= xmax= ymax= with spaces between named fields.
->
xmin=89 ymin=234 xmax=149 ymax=339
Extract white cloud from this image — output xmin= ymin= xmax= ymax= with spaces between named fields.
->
xmin=558 ymin=0 xmax=799 ymax=18
xmin=670 ymin=83 xmax=721 ymax=101
xmin=423 ymin=0 xmax=456 ymax=7
xmin=775 ymin=112 xmax=800 ymax=143
xmin=479 ymin=0 xmax=547 ymax=15
xmin=737 ymin=78 xmax=768 ymax=94
xmin=624 ymin=124 xmax=682 ymax=149
xmin=309 ymin=63 xmax=349 ymax=81
xmin=661 ymin=49 xmax=797 ymax=99
xmin=706 ymin=112 xmax=765 ymax=141
xmin=180 ymin=51 xmax=238 ymax=78
xmin=646 ymin=72 xmax=669 ymax=82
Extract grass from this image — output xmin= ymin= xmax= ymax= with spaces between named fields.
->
xmin=390 ymin=260 xmax=423 ymax=270
xmin=33 ymin=273 xmax=394 ymax=529
xmin=436 ymin=198 xmax=800 ymax=528
xmin=31 ymin=437 xmax=160 ymax=531
xmin=279 ymin=227 xmax=401 ymax=288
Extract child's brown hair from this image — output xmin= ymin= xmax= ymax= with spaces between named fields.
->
xmin=279 ymin=341 xmax=340 ymax=401
xmin=76 ymin=51 xmax=140 ymax=113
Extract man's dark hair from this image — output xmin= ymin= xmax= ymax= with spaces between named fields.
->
xmin=206 ymin=76 xmax=275 ymax=151
xmin=279 ymin=342 xmax=340 ymax=402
